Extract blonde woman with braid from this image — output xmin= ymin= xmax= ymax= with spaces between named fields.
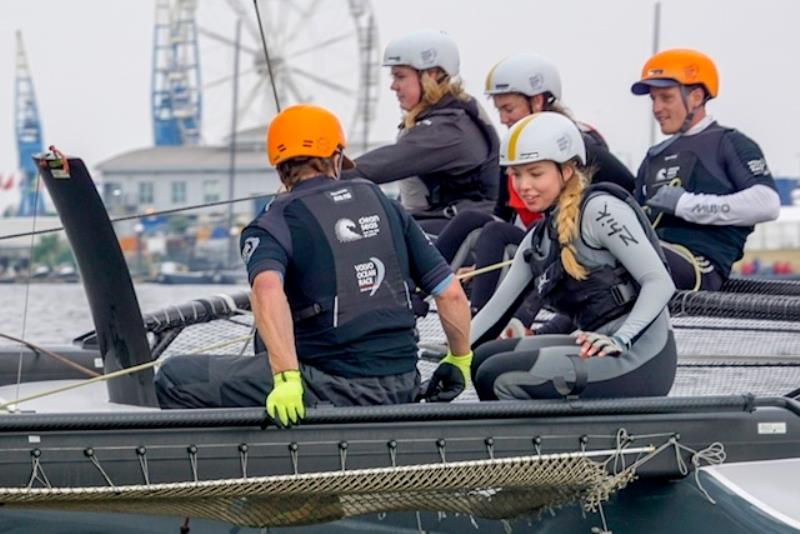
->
xmin=458 ymin=112 xmax=677 ymax=401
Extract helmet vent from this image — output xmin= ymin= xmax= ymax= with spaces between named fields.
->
xmin=276 ymin=144 xmax=286 ymax=152
xmin=302 ymin=139 xmax=314 ymax=148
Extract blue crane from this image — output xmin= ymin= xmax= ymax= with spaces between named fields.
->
xmin=14 ymin=30 xmax=45 ymax=216
xmin=151 ymin=0 xmax=202 ymax=146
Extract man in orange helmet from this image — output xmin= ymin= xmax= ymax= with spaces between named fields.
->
xmin=632 ymin=48 xmax=779 ymax=290
xmin=155 ymin=104 xmax=472 ymax=425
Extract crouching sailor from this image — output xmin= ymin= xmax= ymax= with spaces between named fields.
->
xmin=469 ymin=112 xmax=677 ymax=400
xmin=155 ymin=104 xmax=472 ymax=425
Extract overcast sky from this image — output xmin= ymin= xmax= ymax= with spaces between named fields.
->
xmin=1 ymin=0 xmax=799 ymax=212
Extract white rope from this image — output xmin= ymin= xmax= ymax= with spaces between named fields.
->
xmin=456 ymin=260 xmax=514 ymax=282
xmin=27 ymin=455 xmax=51 ymax=489
xmin=15 ymin=170 xmax=44 ymax=404
xmin=673 ymin=440 xmax=727 ymax=504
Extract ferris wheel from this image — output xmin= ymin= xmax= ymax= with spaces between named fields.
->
xmin=197 ymin=0 xmax=381 ymax=151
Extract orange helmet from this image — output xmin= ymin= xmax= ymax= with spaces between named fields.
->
xmin=631 ymin=48 xmax=718 ymax=99
xmin=266 ymin=104 xmax=354 ymax=168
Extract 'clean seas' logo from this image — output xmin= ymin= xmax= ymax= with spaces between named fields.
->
xmin=335 ymin=219 xmax=362 ymax=242
xmin=334 ymin=215 xmax=381 ymax=243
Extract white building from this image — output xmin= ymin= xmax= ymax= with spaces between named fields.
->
xmin=96 ymin=139 xmax=281 ymax=224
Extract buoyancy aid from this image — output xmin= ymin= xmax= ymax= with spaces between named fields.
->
xmin=639 ymin=122 xmax=753 ymax=275
xmin=251 ymin=179 xmax=416 ymax=342
xmin=525 ymin=182 xmax=668 ymax=331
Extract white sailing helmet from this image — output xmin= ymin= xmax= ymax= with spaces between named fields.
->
xmin=383 ymin=30 xmax=460 ymax=76
xmin=485 ymin=52 xmax=562 ymax=101
xmin=500 ymin=112 xmax=586 ymax=166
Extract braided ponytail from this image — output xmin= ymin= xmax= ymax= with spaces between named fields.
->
xmin=555 ymin=163 xmax=589 ymax=280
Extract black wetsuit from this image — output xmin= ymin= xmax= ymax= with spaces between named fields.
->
xmin=155 ymin=176 xmax=453 ymax=409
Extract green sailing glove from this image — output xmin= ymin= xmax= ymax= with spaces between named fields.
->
xmin=423 ymin=351 xmax=473 ymax=402
xmin=266 ymin=370 xmax=305 ymax=427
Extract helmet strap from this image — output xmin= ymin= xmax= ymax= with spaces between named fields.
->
xmin=678 ymin=84 xmax=704 ymax=134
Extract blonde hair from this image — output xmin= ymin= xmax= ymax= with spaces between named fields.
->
xmin=403 ymin=69 xmax=468 ymax=129
xmin=543 ymin=100 xmax=573 ymax=119
xmin=555 ymin=163 xmax=590 ymax=280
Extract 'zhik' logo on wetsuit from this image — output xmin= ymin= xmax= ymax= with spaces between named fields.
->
xmin=354 ymin=257 xmax=385 ymax=296
xmin=596 ymin=202 xmax=639 ymax=246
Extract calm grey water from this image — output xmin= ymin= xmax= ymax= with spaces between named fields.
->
xmin=0 ymin=283 xmax=248 ymax=344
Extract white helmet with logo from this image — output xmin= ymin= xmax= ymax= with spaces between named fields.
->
xmin=383 ymin=30 xmax=460 ymax=76
xmin=500 ymin=112 xmax=586 ymax=166
xmin=485 ymin=52 xmax=562 ymax=101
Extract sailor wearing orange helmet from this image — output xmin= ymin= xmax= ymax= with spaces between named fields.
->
xmin=155 ymin=104 xmax=472 ymax=424
xmin=632 ymin=48 xmax=780 ymax=290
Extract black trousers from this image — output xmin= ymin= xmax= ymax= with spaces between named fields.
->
xmin=470 ymin=221 xmax=526 ymax=310
xmin=414 ymin=200 xmax=496 ymax=236
xmin=155 ymin=353 xmax=420 ymax=409
xmin=435 ymin=210 xmax=496 ymax=262
xmin=662 ymin=245 xmax=724 ymax=291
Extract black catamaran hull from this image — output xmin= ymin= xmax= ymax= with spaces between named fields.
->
xmin=0 ymin=397 xmax=798 ymax=483
xmin=0 ymin=398 xmax=799 ymax=531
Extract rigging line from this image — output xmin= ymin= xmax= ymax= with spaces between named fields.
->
xmin=0 ymin=334 xmax=254 ymax=412
xmin=0 ymin=193 xmax=275 ymax=242
xmin=15 ymin=165 xmax=45 ymax=404
xmin=0 ymin=361 xmax=161 ymax=412
xmin=252 ymin=0 xmax=281 ymax=112
xmin=418 ymin=259 xmax=514 ymax=305
xmin=0 ymin=333 xmax=100 ymax=378
xmin=456 ymin=260 xmax=514 ymax=282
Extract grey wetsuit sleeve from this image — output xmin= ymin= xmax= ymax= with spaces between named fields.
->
xmin=470 ymin=229 xmax=536 ymax=346
xmin=675 ymin=130 xmax=779 ymax=226
xmin=675 ymin=184 xmax=780 ymax=226
xmin=582 ymin=195 xmax=675 ymax=344
xmin=342 ymin=115 xmax=487 ymax=185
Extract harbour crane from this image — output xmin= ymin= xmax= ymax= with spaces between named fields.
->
xmin=14 ymin=30 xmax=45 ymax=216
